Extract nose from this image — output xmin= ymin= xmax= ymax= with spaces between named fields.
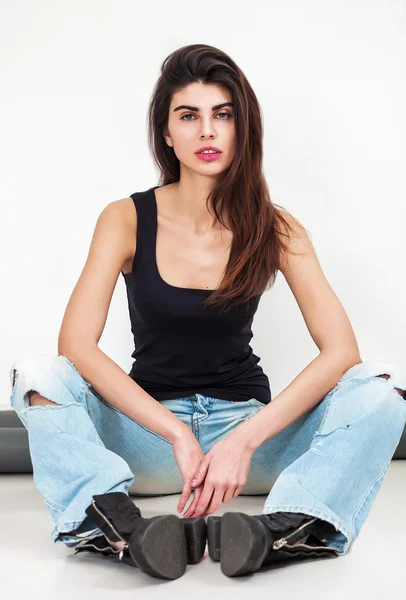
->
xmin=199 ymin=115 xmax=216 ymax=139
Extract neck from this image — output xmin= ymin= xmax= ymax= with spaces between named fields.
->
xmin=171 ymin=176 xmax=219 ymax=235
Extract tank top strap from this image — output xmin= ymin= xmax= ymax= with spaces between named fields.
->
xmin=129 ymin=186 xmax=158 ymax=270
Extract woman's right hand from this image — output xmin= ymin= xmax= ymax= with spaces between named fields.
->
xmin=171 ymin=430 xmax=206 ymax=516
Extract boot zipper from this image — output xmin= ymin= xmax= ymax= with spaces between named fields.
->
xmin=89 ymin=501 xmax=132 ymax=562
xmin=281 ymin=542 xmax=337 ymax=552
xmin=272 ymin=517 xmax=320 ymax=550
xmin=90 ymin=500 xmax=127 ymax=543
xmin=118 ymin=546 xmax=130 ymax=562
xmin=272 ymin=517 xmax=337 ymax=552
xmin=74 ymin=540 xmax=121 ymax=554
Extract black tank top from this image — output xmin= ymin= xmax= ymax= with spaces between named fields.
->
xmin=121 ymin=186 xmax=271 ymax=404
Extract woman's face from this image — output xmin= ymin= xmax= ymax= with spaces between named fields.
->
xmin=163 ymin=82 xmax=236 ymax=178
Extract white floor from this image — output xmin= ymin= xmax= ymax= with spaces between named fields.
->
xmin=1 ymin=462 xmax=405 ymax=599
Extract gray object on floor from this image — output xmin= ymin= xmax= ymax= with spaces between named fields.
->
xmin=0 ymin=409 xmax=405 ymax=473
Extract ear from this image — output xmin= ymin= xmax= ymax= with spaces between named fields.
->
xmin=163 ymin=127 xmax=173 ymax=148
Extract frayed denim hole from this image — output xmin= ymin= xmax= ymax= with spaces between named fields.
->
xmin=370 ymin=375 xmax=406 ymax=403
xmin=312 ymin=423 xmax=352 ymax=441
xmin=9 ymin=369 xmax=18 ymax=407
xmin=24 ymin=401 xmax=82 ymax=413
xmin=350 ymin=375 xmax=406 ymax=406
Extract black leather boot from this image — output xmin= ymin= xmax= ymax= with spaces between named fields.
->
xmin=73 ymin=492 xmax=207 ymax=580
xmin=207 ymin=511 xmax=338 ymax=576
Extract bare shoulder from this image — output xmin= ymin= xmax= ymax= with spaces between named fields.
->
xmin=103 ymin=197 xmax=137 ymax=268
xmin=107 ymin=196 xmax=137 ymax=233
xmin=277 ymin=210 xmax=314 ymax=275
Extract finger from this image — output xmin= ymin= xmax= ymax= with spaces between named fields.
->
xmin=193 ymin=482 xmax=214 ymax=516
xmin=177 ymin=480 xmax=192 ymax=513
xmin=233 ymin=485 xmax=244 ymax=499
xmin=192 ymin=456 xmax=210 ymax=487
xmin=182 ymin=483 xmax=203 ymax=516
xmin=223 ymin=485 xmax=237 ymax=505
xmin=183 ymin=486 xmax=203 ymax=518
xmin=205 ymin=485 xmax=226 ymax=516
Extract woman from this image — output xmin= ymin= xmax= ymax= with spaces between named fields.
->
xmin=9 ymin=44 xmax=406 ymax=580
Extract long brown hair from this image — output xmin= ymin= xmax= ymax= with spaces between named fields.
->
xmin=147 ymin=43 xmax=306 ymax=313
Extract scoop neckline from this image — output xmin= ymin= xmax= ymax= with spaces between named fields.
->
xmin=151 ymin=186 xmax=216 ymax=294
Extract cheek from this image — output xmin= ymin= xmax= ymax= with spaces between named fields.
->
xmin=224 ymin=127 xmax=236 ymax=148
xmin=172 ymin=137 xmax=195 ymax=161
xmin=171 ymin=127 xmax=196 ymax=151
xmin=225 ymin=135 xmax=236 ymax=157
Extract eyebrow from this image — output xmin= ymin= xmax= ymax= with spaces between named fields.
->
xmin=173 ymin=102 xmax=234 ymax=113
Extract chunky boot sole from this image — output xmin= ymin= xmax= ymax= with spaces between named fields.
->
xmin=220 ymin=513 xmax=270 ymax=576
xmin=181 ymin=517 xmax=208 ymax=564
xmin=128 ymin=515 xmax=208 ymax=574
xmin=210 ymin=512 xmax=338 ymax=577
xmin=76 ymin=517 xmax=208 ymax=567
xmin=85 ymin=500 xmax=187 ymax=580
xmin=128 ymin=514 xmax=188 ymax=579
xmin=83 ymin=497 xmax=207 ymax=579
xmin=207 ymin=516 xmax=222 ymax=561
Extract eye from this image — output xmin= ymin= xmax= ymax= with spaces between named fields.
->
xmin=180 ymin=112 xmax=233 ymax=121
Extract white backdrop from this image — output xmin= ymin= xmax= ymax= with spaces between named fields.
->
xmin=1 ymin=1 xmax=405 ymax=407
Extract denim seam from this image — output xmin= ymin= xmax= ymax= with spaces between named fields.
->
xmin=192 ymin=413 xmax=200 ymax=441
xmin=58 ymin=520 xmax=88 ymax=528
xmin=243 ymin=408 xmax=260 ymax=422
xmin=45 ymin=499 xmax=64 ymax=514
xmin=314 ymin=384 xmax=342 ymax=433
xmin=351 ymin=458 xmax=391 ymax=538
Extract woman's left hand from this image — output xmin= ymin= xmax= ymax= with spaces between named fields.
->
xmin=181 ymin=433 xmax=254 ymax=518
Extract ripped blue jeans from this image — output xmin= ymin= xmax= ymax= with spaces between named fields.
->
xmin=9 ymin=354 xmax=406 ymax=556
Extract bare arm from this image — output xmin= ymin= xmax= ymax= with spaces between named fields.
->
xmin=235 ymin=213 xmax=362 ymax=450
xmin=58 ymin=199 xmax=191 ymax=444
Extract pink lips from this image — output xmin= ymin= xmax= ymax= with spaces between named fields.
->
xmin=195 ymin=146 xmax=222 ymax=162
xmin=195 ymin=152 xmax=222 ymax=161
